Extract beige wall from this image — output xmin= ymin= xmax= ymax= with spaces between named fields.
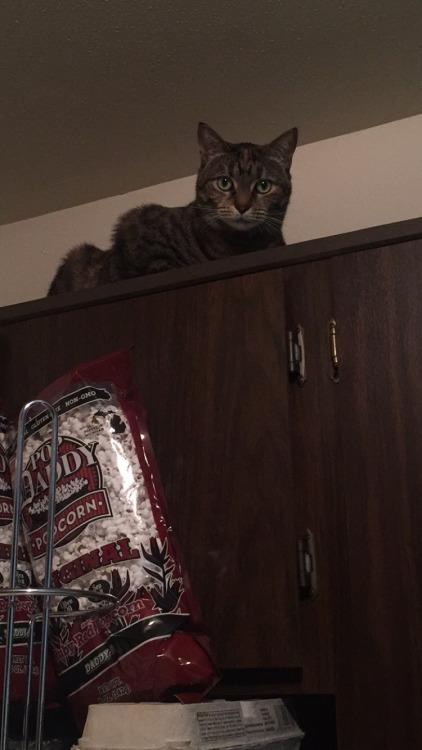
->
xmin=1 ymin=114 xmax=421 ymax=307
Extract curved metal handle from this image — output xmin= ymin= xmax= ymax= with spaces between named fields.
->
xmin=0 ymin=400 xmax=59 ymax=750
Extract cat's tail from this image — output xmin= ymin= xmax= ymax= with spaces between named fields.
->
xmin=47 ymin=243 xmax=104 ymax=296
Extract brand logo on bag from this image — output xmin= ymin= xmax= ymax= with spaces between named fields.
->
xmin=0 ymin=445 xmax=13 ymax=526
xmin=22 ymin=436 xmax=112 ymax=558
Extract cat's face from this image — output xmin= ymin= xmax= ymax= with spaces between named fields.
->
xmin=195 ymin=123 xmax=298 ymax=232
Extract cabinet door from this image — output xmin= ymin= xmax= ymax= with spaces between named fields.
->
xmin=331 ymin=242 xmax=422 ymax=749
xmin=137 ymin=271 xmax=301 ymax=669
xmin=0 ymin=270 xmax=301 ymax=670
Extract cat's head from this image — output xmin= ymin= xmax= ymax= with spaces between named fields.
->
xmin=195 ymin=123 xmax=298 ymax=233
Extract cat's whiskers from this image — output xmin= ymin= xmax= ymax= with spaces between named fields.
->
xmin=256 ymin=217 xmax=284 ymax=237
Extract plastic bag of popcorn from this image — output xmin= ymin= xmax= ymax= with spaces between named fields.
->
xmin=20 ymin=351 xmax=218 ymax=727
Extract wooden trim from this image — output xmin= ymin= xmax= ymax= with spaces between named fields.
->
xmin=1 ymin=216 xmax=421 ymax=325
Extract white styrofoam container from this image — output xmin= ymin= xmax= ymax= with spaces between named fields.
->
xmin=77 ymin=703 xmax=196 ymax=750
xmin=74 ymin=700 xmax=304 ymax=750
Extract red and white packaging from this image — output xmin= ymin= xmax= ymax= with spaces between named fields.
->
xmin=0 ymin=412 xmax=57 ymax=703
xmin=20 ymin=351 xmax=218 ymax=727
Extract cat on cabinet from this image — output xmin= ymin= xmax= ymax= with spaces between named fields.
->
xmin=48 ymin=123 xmax=297 ymax=295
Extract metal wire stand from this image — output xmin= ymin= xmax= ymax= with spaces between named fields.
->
xmin=0 ymin=401 xmax=117 ymax=750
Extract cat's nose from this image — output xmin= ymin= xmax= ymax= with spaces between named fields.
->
xmin=235 ymin=203 xmax=250 ymax=215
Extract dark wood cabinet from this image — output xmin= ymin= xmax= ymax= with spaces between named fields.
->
xmin=129 ymin=271 xmax=302 ymax=670
xmin=0 ymin=218 xmax=421 ymax=748
xmin=331 ymin=243 xmax=422 ymax=748
xmin=284 ymin=239 xmax=422 ymax=748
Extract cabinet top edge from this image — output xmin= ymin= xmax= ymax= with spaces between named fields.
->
xmin=1 ymin=216 xmax=421 ymax=325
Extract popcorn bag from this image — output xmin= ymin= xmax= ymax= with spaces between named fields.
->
xmin=0 ymin=413 xmax=57 ymax=703
xmin=20 ymin=351 xmax=218 ymax=726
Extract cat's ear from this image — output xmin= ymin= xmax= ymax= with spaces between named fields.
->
xmin=198 ymin=123 xmax=227 ymax=164
xmin=265 ymin=127 xmax=298 ymax=170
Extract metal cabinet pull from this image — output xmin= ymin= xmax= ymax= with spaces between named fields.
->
xmin=328 ymin=319 xmax=339 ymax=383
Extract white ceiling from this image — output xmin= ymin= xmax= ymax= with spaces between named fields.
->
xmin=1 ymin=0 xmax=421 ymax=226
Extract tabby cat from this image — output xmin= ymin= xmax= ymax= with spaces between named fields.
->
xmin=47 ymin=123 xmax=298 ymax=295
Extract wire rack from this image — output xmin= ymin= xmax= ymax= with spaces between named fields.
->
xmin=0 ymin=401 xmax=117 ymax=750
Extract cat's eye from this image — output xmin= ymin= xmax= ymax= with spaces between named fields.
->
xmin=215 ymin=176 xmax=234 ymax=192
xmin=255 ymin=179 xmax=273 ymax=194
